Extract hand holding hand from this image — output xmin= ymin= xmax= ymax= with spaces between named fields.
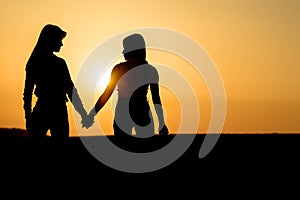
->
xmin=81 ymin=113 xmax=95 ymax=129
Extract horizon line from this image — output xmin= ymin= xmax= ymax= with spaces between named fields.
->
xmin=1 ymin=127 xmax=300 ymax=136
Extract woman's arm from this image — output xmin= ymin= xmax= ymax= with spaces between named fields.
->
xmin=23 ymin=70 xmax=35 ymax=119
xmin=63 ymin=59 xmax=88 ymax=118
xmin=90 ymin=65 xmax=120 ymax=116
xmin=150 ymin=83 xmax=169 ymax=135
xmin=23 ymin=63 xmax=36 ymax=132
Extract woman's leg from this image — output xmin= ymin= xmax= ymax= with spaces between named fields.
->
xmin=113 ymin=101 xmax=133 ymax=137
xmin=50 ymin=104 xmax=69 ymax=140
xmin=134 ymin=109 xmax=155 ymax=138
xmin=130 ymin=100 xmax=155 ymax=138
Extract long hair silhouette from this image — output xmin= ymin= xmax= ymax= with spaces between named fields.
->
xmin=23 ymin=24 xmax=89 ymax=140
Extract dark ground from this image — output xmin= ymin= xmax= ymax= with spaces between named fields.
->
xmin=1 ymin=131 xmax=299 ymax=196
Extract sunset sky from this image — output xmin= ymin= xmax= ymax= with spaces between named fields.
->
xmin=0 ymin=0 xmax=299 ymax=136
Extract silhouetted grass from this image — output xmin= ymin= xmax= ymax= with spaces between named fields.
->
xmin=0 ymin=127 xmax=299 ymax=193
xmin=0 ymin=127 xmax=29 ymax=137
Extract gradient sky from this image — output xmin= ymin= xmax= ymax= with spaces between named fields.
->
xmin=0 ymin=0 xmax=299 ymax=136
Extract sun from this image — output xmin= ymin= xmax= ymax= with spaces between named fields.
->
xmin=95 ymin=69 xmax=112 ymax=95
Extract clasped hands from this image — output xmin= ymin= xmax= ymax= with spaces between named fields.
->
xmin=81 ymin=112 xmax=96 ymax=129
xmin=81 ymin=111 xmax=170 ymax=135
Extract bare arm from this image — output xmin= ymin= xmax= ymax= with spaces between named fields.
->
xmin=63 ymin=60 xmax=87 ymax=117
xmin=150 ymin=83 xmax=169 ymax=135
xmin=90 ymin=66 xmax=120 ymax=116
xmin=23 ymin=69 xmax=35 ymax=119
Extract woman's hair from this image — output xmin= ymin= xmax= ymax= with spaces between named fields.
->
xmin=31 ymin=24 xmax=66 ymax=54
xmin=122 ymin=33 xmax=146 ymax=60
xmin=124 ymin=49 xmax=146 ymax=60
xmin=26 ymin=24 xmax=66 ymax=69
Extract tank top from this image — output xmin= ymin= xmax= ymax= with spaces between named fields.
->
xmin=116 ymin=60 xmax=158 ymax=101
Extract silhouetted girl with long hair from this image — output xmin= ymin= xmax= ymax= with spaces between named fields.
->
xmin=23 ymin=24 xmax=89 ymax=139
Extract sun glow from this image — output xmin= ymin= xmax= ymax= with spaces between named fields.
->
xmin=95 ymin=68 xmax=112 ymax=97
xmin=1 ymin=0 xmax=300 ymax=135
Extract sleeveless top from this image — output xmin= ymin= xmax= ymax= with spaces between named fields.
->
xmin=115 ymin=59 xmax=159 ymax=101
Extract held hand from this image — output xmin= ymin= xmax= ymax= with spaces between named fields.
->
xmin=81 ymin=113 xmax=95 ymax=129
xmin=159 ymin=124 xmax=169 ymax=136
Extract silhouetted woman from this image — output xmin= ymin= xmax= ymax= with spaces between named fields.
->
xmin=23 ymin=24 xmax=89 ymax=139
xmin=88 ymin=33 xmax=169 ymax=138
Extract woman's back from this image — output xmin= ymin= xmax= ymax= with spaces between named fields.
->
xmin=116 ymin=59 xmax=158 ymax=100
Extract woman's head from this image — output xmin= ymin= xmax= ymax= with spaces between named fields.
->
xmin=34 ymin=24 xmax=67 ymax=53
xmin=122 ymin=33 xmax=146 ymax=60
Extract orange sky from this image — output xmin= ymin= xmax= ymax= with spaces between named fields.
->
xmin=0 ymin=0 xmax=299 ymax=136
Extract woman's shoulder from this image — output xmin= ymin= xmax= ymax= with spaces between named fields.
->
xmin=112 ymin=61 xmax=131 ymax=72
xmin=53 ymin=54 xmax=65 ymax=61
xmin=51 ymin=54 xmax=67 ymax=66
xmin=146 ymin=63 xmax=158 ymax=75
